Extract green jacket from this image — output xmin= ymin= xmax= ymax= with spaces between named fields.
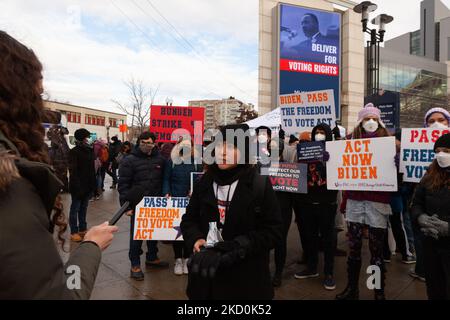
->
xmin=0 ymin=131 xmax=101 ymax=299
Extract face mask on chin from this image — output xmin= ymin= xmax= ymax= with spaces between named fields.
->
xmin=436 ymin=152 xmax=450 ymax=168
xmin=362 ymin=119 xmax=379 ymax=133
xmin=429 ymin=122 xmax=448 ymax=129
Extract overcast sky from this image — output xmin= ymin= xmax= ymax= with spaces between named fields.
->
xmin=1 ymin=0 xmax=449 ymax=114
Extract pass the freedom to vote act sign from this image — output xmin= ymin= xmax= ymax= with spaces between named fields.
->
xmin=133 ymin=197 xmax=189 ymax=241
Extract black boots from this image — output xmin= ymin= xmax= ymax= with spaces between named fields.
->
xmin=336 ymin=259 xmax=361 ymax=300
xmin=374 ymin=265 xmax=386 ymax=300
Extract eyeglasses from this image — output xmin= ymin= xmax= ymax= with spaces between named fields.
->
xmin=140 ymin=141 xmax=155 ymax=146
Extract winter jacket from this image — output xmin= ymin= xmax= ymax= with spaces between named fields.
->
xmin=162 ymin=160 xmax=202 ymax=197
xmin=299 ymin=123 xmax=338 ymax=204
xmin=180 ymin=167 xmax=283 ymax=299
xmin=68 ymin=142 xmax=96 ymax=199
xmin=411 ymin=177 xmax=450 ymax=248
xmin=0 ymin=131 xmax=101 ymax=299
xmin=118 ymin=146 xmax=165 ymax=205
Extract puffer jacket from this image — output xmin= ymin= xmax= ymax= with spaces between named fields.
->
xmin=118 ymin=145 xmax=165 ymax=205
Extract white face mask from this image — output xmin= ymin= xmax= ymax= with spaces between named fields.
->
xmin=436 ymin=152 xmax=450 ymax=168
xmin=429 ymin=121 xmax=448 ymax=129
xmin=362 ymin=119 xmax=379 ymax=133
xmin=257 ymin=135 xmax=268 ymax=144
xmin=315 ymin=133 xmax=326 ymax=141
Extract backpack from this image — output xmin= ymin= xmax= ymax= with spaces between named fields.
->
xmin=99 ymin=146 xmax=109 ymax=164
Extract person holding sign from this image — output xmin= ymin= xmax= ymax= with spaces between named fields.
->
xmin=162 ymin=138 xmax=202 ymax=276
xmin=294 ymin=123 xmax=337 ymax=291
xmin=336 ymin=104 xmax=393 ymax=301
xmin=411 ymin=133 xmax=450 ymax=300
xmin=118 ymin=131 xmax=169 ymax=281
xmin=405 ymin=108 xmax=449 ymax=282
xmin=181 ymin=124 xmax=283 ymax=300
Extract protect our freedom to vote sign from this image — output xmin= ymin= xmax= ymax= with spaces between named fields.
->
xmin=326 ymin=137 xmax=397 ymax=191
xmin=280 ymin=89 xmax=336 ymax=133
xmin=260 ymin=162 xmax=308 ymax=193
xmin=400 ymin=128 xmax=449 ymax=183
xmin=133 ymin=197 xmax=189 ymax=241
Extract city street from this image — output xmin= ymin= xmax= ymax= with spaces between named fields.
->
xmin=62 ymin=176 xmax=427 ymax=300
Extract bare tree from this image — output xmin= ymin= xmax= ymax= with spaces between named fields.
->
xmin=112 ymin=77 xmax=159 ymax=140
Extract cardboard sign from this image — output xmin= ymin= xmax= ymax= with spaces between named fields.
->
xmin=190 ymin=172 xmax=204 ymax=193
xmin=326 ymin=137 xmax=398 ymax=191
xmin=280 ymin=89 xmax=336 ymax=133
xmin=133 ymin=197 xmax=189 ymax=241
xmin=400 ymin=128 xmax=449 ymax=183
xmin=297 ymin=141 xmax=325 ymax=162
xmin=260 ymin=162 xmax=308 ymax=193
xmin=150 ymin=105 xmax=204 ymax=144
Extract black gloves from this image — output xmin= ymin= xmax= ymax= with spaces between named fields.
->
xmin=188 ymin=236 xmax=252 ymax=279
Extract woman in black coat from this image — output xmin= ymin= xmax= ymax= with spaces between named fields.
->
xmin=412 ymin=133 xmax=450 ymax=300
xmin=181 ymin=124 xmax=283 ymax=300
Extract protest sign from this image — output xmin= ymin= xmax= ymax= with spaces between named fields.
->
xmin=326 ymin=137 xmax=397 ymax=191
xmin=297 ymin=141 xmax=325 ymax=162
xmin=280 ymin=89 xmax=336 ymax=133
xmin=364 ymin=90 xmax=400 ymax=132
xmin=400 ymin=128 xmax=449 ymax=183
xmin=260 ymin=162 xmax=308 ymax=193
xmin=190 ymin=172 xmax=204 ymax=193
xmin=150 ymin=105 xmax=204 ymax=144
xmin=133 ymin=197 xmax=189 ymax=241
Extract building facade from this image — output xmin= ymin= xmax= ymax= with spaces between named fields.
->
xmin=382 ymin=0 xmax=449 ymax=127
xmin=188 ymin=98 xmax=254 ymax=129
xmin=44 ymin=101 xmax=127 ymax=146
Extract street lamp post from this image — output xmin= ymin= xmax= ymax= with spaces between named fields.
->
xmin=353 ymin=1 xmax=393 ymax=96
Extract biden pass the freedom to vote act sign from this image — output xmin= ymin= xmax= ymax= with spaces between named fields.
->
xmin=280 ymin=89 xmax=336 ymax=133
xmin=133 ymin=197 xmax=189 ymax=241
xmin=400 ymin=128 xmax=449 ymax=183
xmin=326 ymin=137 xmax=398 ymax=192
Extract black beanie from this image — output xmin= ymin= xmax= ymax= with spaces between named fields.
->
xmin=74 ymin=128 xmax=91 ymax=142
xmin=434 ymin=133 xmax=450 ymax=152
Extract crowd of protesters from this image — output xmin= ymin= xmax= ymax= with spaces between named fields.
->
xmin=1 ymin=30 xmax=449 ymax=301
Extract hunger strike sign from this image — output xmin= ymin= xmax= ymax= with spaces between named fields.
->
xmin=400 ymin=128 xmax=449 ymax=183
xmin=326 ymin=137 xmax=398 ymax=191
xmin=133 ymin=197 xmax=189 ymax=241
xmin=280 ymin=89 xmax=336 ymax=133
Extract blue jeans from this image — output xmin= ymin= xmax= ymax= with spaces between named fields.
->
xmin=129 ymin=215 xmax=159 ymax=267
xmin=69 ymin=194 xmax=89 ymax=234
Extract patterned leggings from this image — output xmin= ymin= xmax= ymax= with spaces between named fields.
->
xmin=348 ymin=222 xmax=386 ymax=272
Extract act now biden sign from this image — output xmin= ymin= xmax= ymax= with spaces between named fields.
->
xmin=400 ymin=128 xmax=449 ymax=183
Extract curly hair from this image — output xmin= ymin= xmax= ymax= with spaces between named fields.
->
xmin=0 ymin=31 xmax=48 ymax=163
xmin=0 ymin=31 xmax=67 ymax=248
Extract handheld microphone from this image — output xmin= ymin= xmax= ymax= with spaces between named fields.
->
xmin=109 ymin=186 xmax=146 ymax=225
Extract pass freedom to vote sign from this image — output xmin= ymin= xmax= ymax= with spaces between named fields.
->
xmin=133 ymin=197 xmax=189 ymax=241
xmin=326 ymin=137 xmax=397 ymax=191
xmin=280 ymin=89 xmax=336 ymax=133
xmin=400 ymin=128 xmax=449 ymax=183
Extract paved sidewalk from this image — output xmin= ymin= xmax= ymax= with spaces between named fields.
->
xmin=61 ymin=177 xmax=427 ymax=300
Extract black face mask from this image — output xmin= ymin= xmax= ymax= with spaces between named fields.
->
xmin=139 ymin=144 xmax=154 ymax=155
